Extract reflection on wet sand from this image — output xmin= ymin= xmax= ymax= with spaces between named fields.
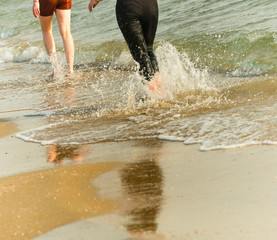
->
xmin=0 ymin=162 xmax=121 ymax=240
xmin=120 ymin=149 xmax=164 ymax=235
xmin=47 ymin=145 xmax=92 ymax=164
xmin=44 ymin=81 xmax=93 ymax=165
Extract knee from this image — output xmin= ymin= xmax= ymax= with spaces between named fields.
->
xmin=41 ymin=28 xmax=52 ymax=35
xmin=59 ymin=28 xmax=71 ymax=40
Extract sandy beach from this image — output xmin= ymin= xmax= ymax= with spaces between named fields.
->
xmin=2 ymin=0 xmax=277 ymax=239
xmin=0 ymin=110 xmax=277 ymax=240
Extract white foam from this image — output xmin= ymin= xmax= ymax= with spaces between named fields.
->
xmin=159 ymin=102 xmax=277 ymax=151
xmin=0 ymin=45 xmax=48 ymax=63
xmin=158 ymin=134 xmax=186 ymax=142
xmin=199 ymin=140 xmax=277 ymax=151
xmin=16 ymin=122 xmax=64 ymax=145
xmin=0 ymin=47 xmax=14 ymax=62
xmin=158 ymin=135 xmax=277 ymax=152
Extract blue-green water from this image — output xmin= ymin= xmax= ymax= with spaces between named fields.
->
xmin=1 ymin=0 xmax=277 ymax=150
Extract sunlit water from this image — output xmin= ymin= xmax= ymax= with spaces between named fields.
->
xmin=1 ymin=0 xmax=277 ymax=150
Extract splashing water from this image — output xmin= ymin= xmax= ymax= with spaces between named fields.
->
xmin=0 ymin=0 xmax=276 ymax=151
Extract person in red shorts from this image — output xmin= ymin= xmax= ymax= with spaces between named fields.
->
xmin=32 ymin=0 xmax=74 ymax=76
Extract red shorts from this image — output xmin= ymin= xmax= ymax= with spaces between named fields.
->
xmin=39 ymin=0 xmax=72 ymax=16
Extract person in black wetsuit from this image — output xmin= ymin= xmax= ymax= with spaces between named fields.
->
xmin=88 ymin=0 xmax=159 ymax=82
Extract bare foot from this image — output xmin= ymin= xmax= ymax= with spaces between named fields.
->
xmin=65 ymin=70 xmax=75 ymax=78
xmin=147 ymin=72 xmax=161 ymax=95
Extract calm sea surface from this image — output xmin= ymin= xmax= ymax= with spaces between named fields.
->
xmin=0 ymin=0 xmax=277 ymax=150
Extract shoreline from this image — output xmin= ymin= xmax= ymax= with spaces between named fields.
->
xmin=1 ymin=111 xmax=277 ymax=239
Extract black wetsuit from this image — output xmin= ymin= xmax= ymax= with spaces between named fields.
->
xmin=116 ymin=0 xmax=159 ymax=81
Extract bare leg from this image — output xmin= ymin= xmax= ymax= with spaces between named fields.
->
xmin=39 ymin=15 xmax=58 ymax=75
xmin=39 ymin=15 xmax=56 ymax=55
xmin=56 ymin=9 xmax=74 ymax=75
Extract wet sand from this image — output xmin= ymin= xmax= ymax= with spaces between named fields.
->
xmin=1 ymin=111 xmax=277 ymax=240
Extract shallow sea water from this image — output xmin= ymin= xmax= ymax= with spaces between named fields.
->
xmin=0 ymin=0 xmax=277 ymax=150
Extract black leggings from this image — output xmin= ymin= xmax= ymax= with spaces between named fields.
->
xmin=116 ymin=0 xmax=159 ymax=81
